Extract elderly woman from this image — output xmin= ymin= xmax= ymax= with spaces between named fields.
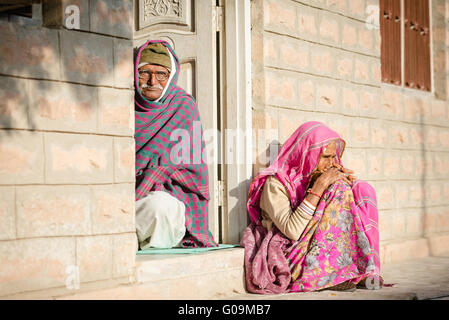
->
xmin=242 ymin=121 xmax=384 ymax=293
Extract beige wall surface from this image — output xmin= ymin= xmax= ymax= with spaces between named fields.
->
xmin=0 ymin=1 xmax=137 ymax=298
xmin=251 ymin=0 xmax=449 ymax=265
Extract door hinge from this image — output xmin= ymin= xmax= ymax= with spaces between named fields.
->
xmin=215 ymin=5 xmax=224 ymax=32
xmin=216 ymin=180 xmax=225 ymax=207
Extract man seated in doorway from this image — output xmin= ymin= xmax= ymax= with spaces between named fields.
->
xmin=134 ymin=40 xmax=217 ymax=249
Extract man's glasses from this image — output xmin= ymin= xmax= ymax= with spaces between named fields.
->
xmin=139 ymin=70 xmax=169 ymax=82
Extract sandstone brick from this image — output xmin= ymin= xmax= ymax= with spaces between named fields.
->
xmin=370 ymin=120 xmax=388 ymax=147
xmin=419 ymin=98 xmax=432 ymax=121
xmin=16 ymin=185 xmax=91 ymax=238
xmin=428 ymin=233 xmax=449 ymax=256
xmin=378 ymin=210 xmax=392 ymax=241
xmin=0 ymin=21 xmax=60 ymax=80
xmin=434 ymin=153 xmax=449 ymax=180
xmin=346 ymin=0 xmax=366 ymax=20
xmin=60 ymin=30 xmax=114 ymax=86
xmin=318 ymin=10 xmax=341 ymax=47
xmin=409 ymin=125 xmax=425 ymax=148
xmin=403 ymin=95 xmax=422 ymax=123
xmin=351 ymin=118 xmax=371 ymax=147
xmin=0 ymin=187 xmax=15 ymax=240
xmin=380 ymin=88 xmax=404 ymax=120
xmin=374 ymin=181 xmax=395 ymax=210
xmin=90 ymin=0 xmax=133 ymax=38
xmin=359 ymin=87 xmax=381 ymax=118
xmin=374 ymin=26 xmax=381 ymax=54
xmin=400 ymin=152 xmax=415 ymax=177
xmin=112 ymin=233 xmax=138 ymax=279
xmin=327 ymin=116 xmax=350 ymax=143
xmin=388 ymin=123 xmax=410 ymax=149
xmin=433 ymin=49 xmax=446 ymax=74
xmin=394 ymin=181 xmax=410 ymax=209
xmin=391 ymin=210 xmax=406 ymax=238
xmin=443 ymin=182 xmax=449 ymax=205
xmin=436 ymin=208 xmax=449 ymax=233
xmin=91 ymin=183 xmax=135 ymax=235
xmin=263 ymin=34 xmax=278 ymax=66
xmin=354 ymin=56 xmax=370 ymax=84
xmin=382 ymin=238 xmax=429 ymax=264
xmin=28 ymin=80 xmax=97 ymax=133
xmin=76 ymin=235 xmax=112 ymax=283
xmin=114 ymin=137 xmax=135 ymax=183
xmin=424 ymin=126 xmax=439 ymax=150
xmin=298 ymin=75 xmax=316 ymax=110
xmin=98 ymin=88 xmax=134 ymax=136
xmin=315 ymin=78 xmax=340 ymax=112
xmin=264 ymin=0 xmax=297 ymax=36
xmin=0 ymin=131 xmax=44 ymax=184
xmin=336 ymin=51 xmax=354 ymax=81
xmin=0 ymin=76 xmax=30 ymax=129
xmin=404 ymin=210 xmax=424 ymax=238
xmin=309 ymin=45 xmax=337 ymax=77
xmin=44 ymin=132 xmax=113 ymax=184
xmin=437 ymin=127 xmax=449 ymax=151
xmin=358 ymin=25 xmax=376 ymax=55
xmin=0 ymin=238 xmax=75 ymax=296
xmin=366 ymin=150 xmax=383 ymax=180
xmin=279 ymin=38 xmax=310 ymax=72
xmin=265 ymin=70 xmax=298 ymax=108
xmin=341 ymin=19 xmax=358 ymax=51
xmin=430 ymin=100 xmax=447 ymax=126
xmin=370 ymin=59 xmax=381 ymax=83
xmin=296 ymin=3 xmax=319 ymax=41
xmin=326 ymin=0 xmax=347 ymax=14
xmin=383 ymin=150 xmax=401 ymax=179
xmin=425 ymin=181 xmax=442 ymax=205
xmin=433 ymin=26 xmax=447 ymax=44
xmin=341 ymin=84 xmax=359 ymax=116
xmin=113 ymin=38 xmax=134 ymax=89
xmin=408 ymin=180 xmax=424 ymax=205
xmin=423 ymin=210 xmax=438 ymax=235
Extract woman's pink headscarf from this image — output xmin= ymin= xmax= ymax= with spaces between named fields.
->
xmin=247 ymin=121 xmax=346 ymax=224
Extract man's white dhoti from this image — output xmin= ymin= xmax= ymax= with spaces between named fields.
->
xmin=135 ymin=191 xmax=186 ymax=249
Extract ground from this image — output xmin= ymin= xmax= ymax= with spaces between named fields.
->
xmin=223 ymin=252 xmax=449 ymax=300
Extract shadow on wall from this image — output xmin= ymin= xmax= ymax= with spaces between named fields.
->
xmin=0 ymin=2 xmax=134 ymax=142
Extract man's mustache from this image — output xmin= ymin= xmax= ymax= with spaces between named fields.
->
xmin=141 ymin=84 xmax=163 ymax=90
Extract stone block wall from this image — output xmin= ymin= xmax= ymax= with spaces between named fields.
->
xmin=0 ymin=1 xmax=137 ymax=298
xmin=251 ymin=0 xmax=449 ymax=264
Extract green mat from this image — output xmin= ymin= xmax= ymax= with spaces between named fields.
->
xmin=137 ymin=244 xmax=241 ymax=255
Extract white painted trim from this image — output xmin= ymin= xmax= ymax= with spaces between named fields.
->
xmin=222 ymin=0 xmax=252 ymax=244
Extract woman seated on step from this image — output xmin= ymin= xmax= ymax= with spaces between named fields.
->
xmin=242 ymin=121 xmax=384 ymax=293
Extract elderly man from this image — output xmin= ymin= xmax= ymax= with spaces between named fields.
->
xmin=134 ymin=41 xmax=217 ymax=249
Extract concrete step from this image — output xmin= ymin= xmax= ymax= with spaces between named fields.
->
xmin=56 ymin=248 xmax=246 ymax=300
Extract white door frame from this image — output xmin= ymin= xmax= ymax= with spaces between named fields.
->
xmin=221 ymin=0 xmax=252 ymax=244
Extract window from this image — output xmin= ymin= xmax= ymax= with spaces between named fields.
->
xmin=380 ymin=0 xmax=431 ymax=91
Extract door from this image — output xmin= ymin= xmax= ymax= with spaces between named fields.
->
xmin=133 ymin=0 xmax=220 ymax=241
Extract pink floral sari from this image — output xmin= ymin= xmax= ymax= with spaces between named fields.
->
xmin=241 ymin=121 xmax=381 ymax=293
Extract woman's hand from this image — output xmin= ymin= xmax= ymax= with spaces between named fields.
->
xmin=334 ymin=164 xmax=357 ymax=183
xmin=311 ymin=166 xmax=354 ymax=195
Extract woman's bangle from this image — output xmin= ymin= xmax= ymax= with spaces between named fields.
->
xmin=307 ymin=188 xmax=322 ymax=199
